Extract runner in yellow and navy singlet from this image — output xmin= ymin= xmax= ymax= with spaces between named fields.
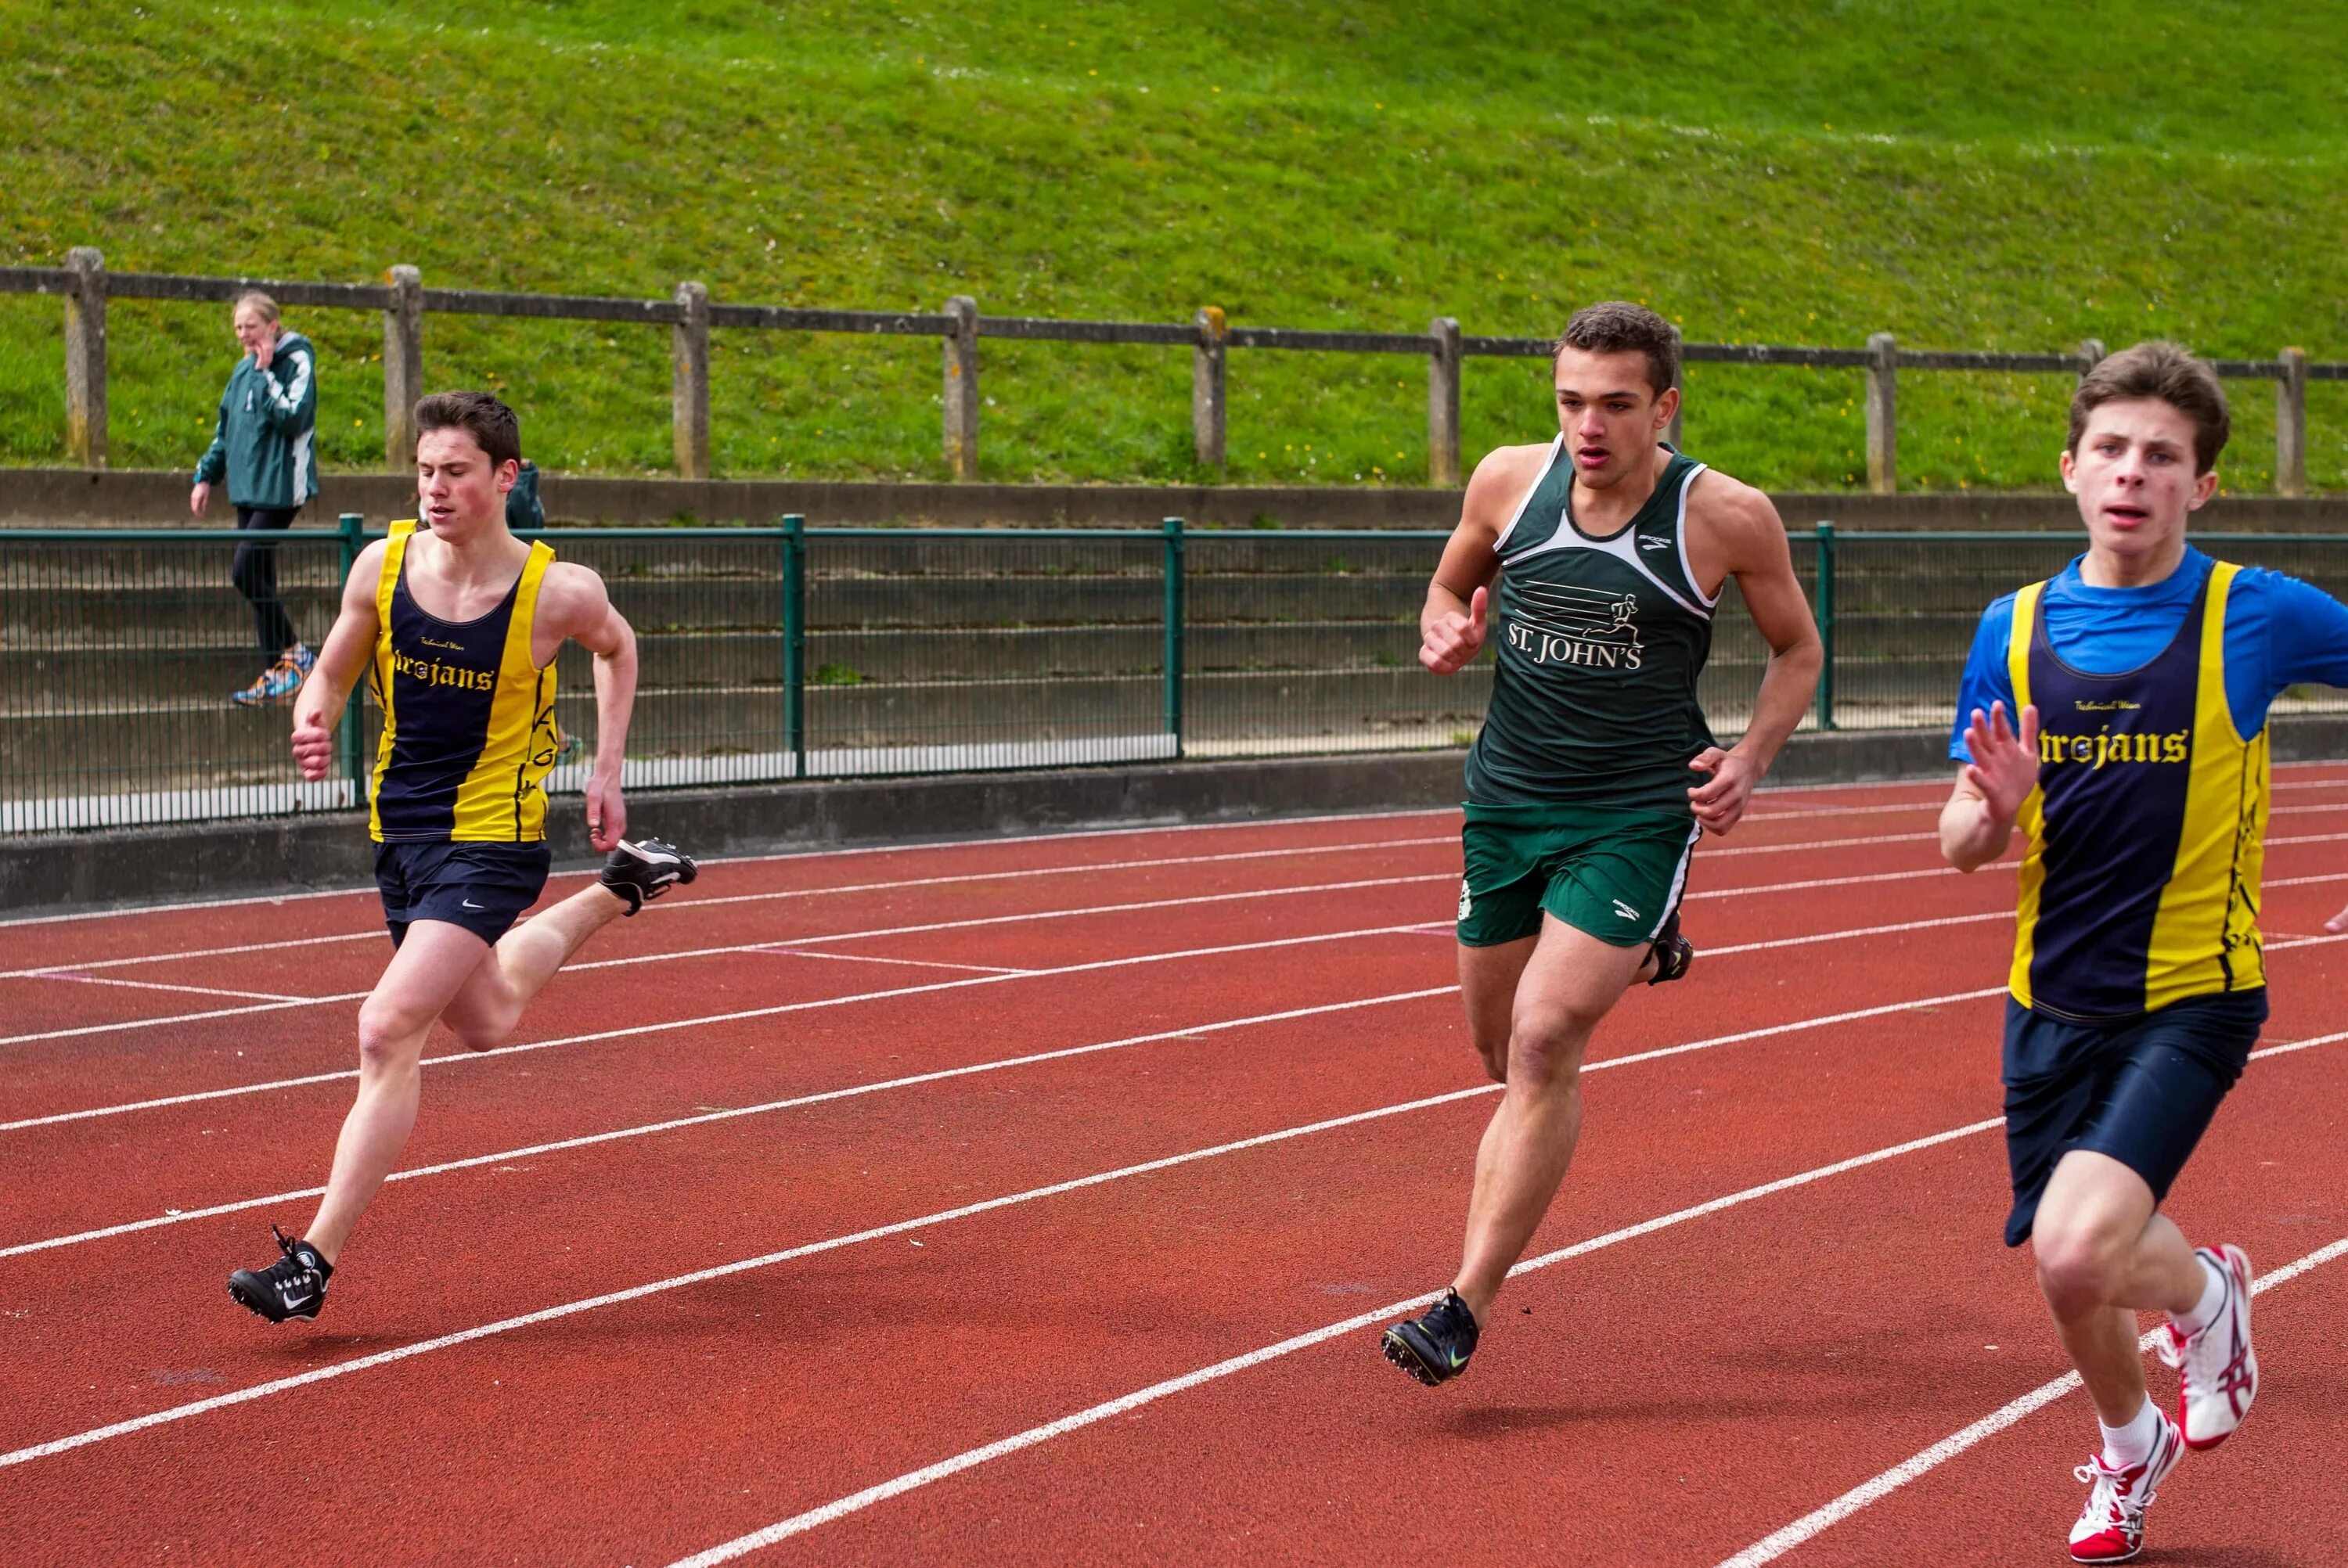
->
xmin=1944 ymin=343 xmax=2348 ymax=1562
xmin=227 ymin=392 xmax=697 ymax=1327
xmin=369 ymin=517 xmax=562 ymax=847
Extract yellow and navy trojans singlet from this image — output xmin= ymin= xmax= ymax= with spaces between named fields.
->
xmin=2008 ymin=561 xmax=2268 ymax=1022
xmin=366 ymin=520 xmax=561 ymax=843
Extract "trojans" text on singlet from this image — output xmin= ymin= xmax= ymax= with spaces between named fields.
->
xmin=366 ymin=520 xmax=562 ymax=843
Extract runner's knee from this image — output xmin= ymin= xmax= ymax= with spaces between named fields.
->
xmin=355 ymin=995 xmax=431 ymax=1074
xmin=2033 ymin=1214 xmax=2129 ymax=1308
xmin=1506 ymin=1005 xmax=1594 ymax=1087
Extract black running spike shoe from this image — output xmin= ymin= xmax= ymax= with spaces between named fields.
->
xmin=1381 ymin=1289 xmax=1481 ymax=1386
xmin=228 ymin=1225 xmax=333 ymax=1323
xmin=598 ymin=836 xmax=699 ymax=915
xmin=1647 ymin=906 xmax=1695 ymax=987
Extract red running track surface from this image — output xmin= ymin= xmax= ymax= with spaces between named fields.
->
xmin=4 ymin=772 xmax=2348 ymax=1565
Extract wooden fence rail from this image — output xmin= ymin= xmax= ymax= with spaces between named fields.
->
xmin=4 ymin=252 xmax=2335 ymax=494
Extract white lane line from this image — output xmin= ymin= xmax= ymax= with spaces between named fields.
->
xmin=20 ymin=973 xmax=307 ymax=1003
xmin=1743 ymin=798 xmax=2348 ymax=825
xmin=1713 ymin=1229 xmax=2348 ymax=1568
xmin=0 ymin=892 xmax=2028 ymax=1137
xmin=663 ymin=1118 xmax=2011 ymax=1566
xmin=749 ymin=949 xmax=1032 ymax=976
xmin=0 ymin=1081 xmax=1500 ymax=1473
xmin=0 ymin=874 xmax=1450 ymax=1047
xmin=0 ymin=1021 xmax=2037 ymax=1477
xmin=0 ymin=812 xmax=1992 ymax=983
xmin=557 ymin=875 xmax=1453 ymax=977
xmin=0 ymin=987 xmax=1454 ymax=1258
xmin=0 ymin=836 xmax=1461 ymax=981
xmin=1708 ymin=912 xmax=2004 ymax=955
xmin=0 ymin=808 xmax=1464 ymax=930
xmin=0 ymin=838 xmax=2026 ymax=1051
xmin=668 ymin=836 xmax=1459 ymax=915
xmin=664 ymin=1024 xmax=2348 ymax=1566
xmin=3 ymin=981 xmax=2011 ymax=1260
xmin=0 ymin=922 xmax=1436 ymax=1133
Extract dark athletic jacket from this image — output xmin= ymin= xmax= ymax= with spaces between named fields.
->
xmin=193 ymin=329 xmax=319 ymax=509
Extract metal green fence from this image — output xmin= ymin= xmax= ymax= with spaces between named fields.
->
xmin=7 ymin=521 xmax=2348 ymax=835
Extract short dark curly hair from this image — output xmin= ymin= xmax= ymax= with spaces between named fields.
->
xmin=2066 ymin=341 xmax=2229 ymax=475
xmin=414 ymin=390 xmax=522 ymax=469
xmin=1555 ymin=301 xmax=1679 ymax=399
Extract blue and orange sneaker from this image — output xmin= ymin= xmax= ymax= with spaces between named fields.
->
xmin=232 ymin=643 xmax=315 ymax=707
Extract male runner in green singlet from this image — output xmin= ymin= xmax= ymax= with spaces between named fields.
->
xmin=1382 ymin=302 xmax=1823 ymax=1385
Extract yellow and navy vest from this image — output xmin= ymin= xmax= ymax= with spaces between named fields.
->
xmin=2008 ymin=560 xmax=2267 ymax=1021
xmin=1466 ymin=441 xmax=1718 ymax=811
xmin=367 ymin=520 xmax=561 ymax=843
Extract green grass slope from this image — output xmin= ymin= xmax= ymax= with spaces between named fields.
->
xmin=5 ymin=0 xmax=2346 ymax=493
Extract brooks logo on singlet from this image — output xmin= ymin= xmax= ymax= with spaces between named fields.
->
xmin=1464 ymin=441 xmax=1720 ymax=813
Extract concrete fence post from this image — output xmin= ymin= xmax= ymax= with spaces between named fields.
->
xmin=942 ymin=295 xmax=978 ymax=480
xmin=63 ymin=247 xmax=107 ymax=469
xmin=1428 ymin=315 xmax=1462 ymax=486
xmin=1192 ymin=307 xmax=1227 ymax=473
xmin=2278 ymin=347 xmax=2308 ymax=498
xmin=1665 ymin=322 xmax=1685 ymax=449
xmin=383 ymin=264 xmax=423 ymax=470
xmin=672 ymin=281 xmax=711 ymax=480
xmin=2078 ymin=338 xmax=2106 ymax=371
xmin=1865 ymin=331 xmax=1897 ymax=494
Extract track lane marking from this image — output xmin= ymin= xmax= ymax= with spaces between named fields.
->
xmin=6 ymin=763 xmax=2331 ymax=933
xmin=1 ymin=980 xmax=2015 ymax=1258
xmin=0 ymin=813 xmax=2002 ymax=980
xmin=0 ymin=989 xmax=2044 ymax=1472
xmin=0 ymin=808 xmax=1464 ymax=930
xmin=0 ymin=837 xmax=1459 ymax=980
xmin=17 ymin=973 xmax=307 ymax=1003
xmin=0 ymin=875 xmax=1454 ymax=1046
xmin=1713 ymin=1225 xmax=2348 ymax=1567
xmin=0 ymin=889 xmax=2036 ymax=1136
xmin=661 ymin=1025 xmax=2348 ymax=1566
xmin=0 ymin=922 xmax=1439 ymax=1131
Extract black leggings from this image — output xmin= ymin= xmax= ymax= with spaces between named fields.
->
xmin=230 ymin=505 xmax=302 ymax=655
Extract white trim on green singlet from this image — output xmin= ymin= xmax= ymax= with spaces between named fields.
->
xmin=1673 ymin=462 xmax=1721 ymax=610
xmin=1491 ymin=435 xmax=1562 ymax=555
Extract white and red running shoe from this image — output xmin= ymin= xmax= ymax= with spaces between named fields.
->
xmin=2069 ymin=1412 xmax=2183 ymax=1564
xmin=2158 ymin=1243 xmax=2258 ymax=1450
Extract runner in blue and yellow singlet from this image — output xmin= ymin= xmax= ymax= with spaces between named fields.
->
xmin=227 ymin=392 xmax=698 ymax=1325
xmin=1943 ymin=343 xmax=2348 ymax=1563
xmin=1381 ymin=303 xmax=1824 ymax=1386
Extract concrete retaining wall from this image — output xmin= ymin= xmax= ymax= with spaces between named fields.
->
xmin=11 ymin=715 xmax=2345 ymax=918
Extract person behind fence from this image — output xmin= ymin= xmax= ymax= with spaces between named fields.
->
xmin=1940 ymin=341 xmax=2348 ymax=1563
xmin=190 ymin=290 xmax=321 ymax=706
xmin=225 ymin=390 xmax=697 ymax=1325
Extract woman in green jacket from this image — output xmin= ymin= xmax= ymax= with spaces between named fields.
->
xmin=191 ymin=290 xmax=320 ymax=704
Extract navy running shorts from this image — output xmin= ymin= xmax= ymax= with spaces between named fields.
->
xmin=373 ymin=840 xmax=552 ymax=948
xmin=2000 ymin=987 xmax=2266 ymax=1247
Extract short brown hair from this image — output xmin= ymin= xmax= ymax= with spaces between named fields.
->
xmin=2067 ymin=341 xmax=2229 ymax=474
xmin=414 ymin=390 xmax=521 ymax=469
xmin=1555 ymin=301 xmax=1680 ymax=398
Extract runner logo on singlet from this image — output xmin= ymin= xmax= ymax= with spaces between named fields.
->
xmin=1505 ymin=582 xmax=1644 ymax=671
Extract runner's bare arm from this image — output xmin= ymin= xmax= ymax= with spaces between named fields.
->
xmin=1941 ymin=699 xmax=2040 ymax=871
xmin=1685 ymin=480 xmax=1822 ymax=833
xmin=1421 ymin=444 xmax=1545 ymax=674
xmin=289 ymin=541 xmax=389 ymax=782
xmin=538 ymin=562 xmax=636 ymax=851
